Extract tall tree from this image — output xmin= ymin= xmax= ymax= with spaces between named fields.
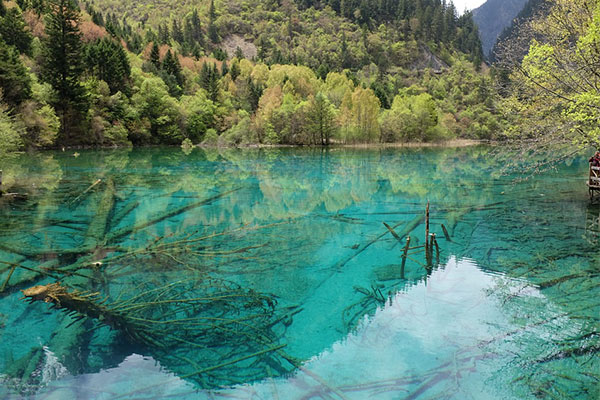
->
xmin=42 ymin=0 xmax=88 ymax=142
xmin=171 ymin=19 xmax=184 ymax=44
xmin=0 ymin=7 xmax=33 ymax=54
xmin=199 ymin=62 xmax=219 ymax=102
xmin=85 ymin=37 xmax=131 ymax=94
xmin=162 ymin=49 xmax=184 ymax=91
xmin=208 ymin=0 xmax=219 ymax=43
xmin=307 ymin=93 xmax=337 ymax=145
xmin=0 ymin=38 xmax=31 ymax=109
xmin=150 ymin=41 xmax=160 ymax=68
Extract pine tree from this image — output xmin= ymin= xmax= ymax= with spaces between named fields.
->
xmin=221 ymin=61 xmax=229 ymax=77
xmin=199 ymin=62 xmax=219 ymax=102
xmin=230 ymin=59 xmax=241 ymax=81
xmin=208 ymin=0 xmax=219 ymax=43
xmin=0 ymin=7 xmax=33 ymax=54
xmin=0 ymin=38 xmax=31 ymax=108
xmin=158 ymin=23 xmax=170 ymax=44
xmin=162 ymin=49 xmax=184 ymax=88
xmin=184 ymin=9 xmax=204 ymax=51
xmin=150 ymin=41 xmax=160 ymax=68
xmin=247 ymin=78 xmax=263 ymax=112
xmin=0 ymin=0 xmax=6 ymax=17
xmin=172 ymin=19 xmax=184 ymax=44
xmin=42 ymin=0 xmax=88 ymax=142
xmin=234 ymin=46 xmax=244 ymax=59
xmin=85 ymin=37 xmax=131 ymax=94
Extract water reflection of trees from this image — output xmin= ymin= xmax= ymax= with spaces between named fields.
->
xmin=0 ymin=147 xmax=597 ymax=398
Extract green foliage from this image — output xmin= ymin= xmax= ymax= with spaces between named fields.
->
xmin=0 ymin=101 xmax=23 ymax=153
xmin=150 ymin=42 xmax=160 ymax=67
xmin=380 ymin=93 xmax=443 ymax=142
xmin=0 ymin=0 xmax=503 ymax=152
xmin=306 ymin=93 xmax=337 ymax=145
xmin=179 ymin=91 xmax=216 ymax=142
xmin=130 ymin=75 xmax=182 ymax=145
xmin=84 ymin=37 xmax=131 ymax=95
xmin=201 ymin=128 xmax=219 ymax=146
xmin=0 ymin=6 xmax=32 ymax=54
xmin=42 ymin=0 xmax=88 ymax=141
xmin=199 ymin=62 xmax=220 ymax=102
xmin=18 ymin=100 xmax=60 ymax=148
xmin=0 ymin=38 xmax=31 ymax=109
xmin=498 ymin=0 xmax=600 ymax=148
xmin=0 ymin=112 xmax=23 ymax=154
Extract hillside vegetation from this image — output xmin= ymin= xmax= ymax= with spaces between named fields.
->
xmin=0 ymin=0 xmax=501 ymax=152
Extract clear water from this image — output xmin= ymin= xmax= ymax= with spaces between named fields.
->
xmin=0 ymin=147 xmax=598 ymax=399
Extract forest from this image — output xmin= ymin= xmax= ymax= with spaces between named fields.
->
xmin=0 ymin=0 xmax=598 ymax=152
xmin=0 ymin=0 xmax=498 ymax=151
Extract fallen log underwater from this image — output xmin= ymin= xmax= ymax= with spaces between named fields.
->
xmin=17 ymin=278 xmax=295 ymax=389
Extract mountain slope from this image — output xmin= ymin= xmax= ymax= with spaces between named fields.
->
xmin=490 ymin=0 xmax=547 ymax=62
xmin=472 ymin=0 xmax=527 ymax=57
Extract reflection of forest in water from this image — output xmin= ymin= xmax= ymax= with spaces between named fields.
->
xmin=0 ymin=147 xmax=598 ymax=399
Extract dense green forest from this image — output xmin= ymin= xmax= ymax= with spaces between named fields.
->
xmin=0 ymin=0 xmax=503 ymax=151
xmin=2 ymin=0 xmax=597 ymax=153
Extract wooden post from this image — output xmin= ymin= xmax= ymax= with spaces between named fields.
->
xmin=441 ymin=224 xmax=451 ymax=242
xmin=401 ymin=236 xmax=410 ymax=279
xmin=425 ymin=201 xmax=430 ymax=256
xmin=425 ymin=234 xmax=433 ymax=267
xmin=432 ymin=233 xmax=440 ymax=265
xmin=0 ymin=169 xmax=3 ymax=197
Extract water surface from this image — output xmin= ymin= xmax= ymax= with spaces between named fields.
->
xmin=0 ymin=147 xmax=598 ymax=399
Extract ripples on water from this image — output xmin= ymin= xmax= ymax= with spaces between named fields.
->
xmin=0 ymin=147 xmax=598 ymax=399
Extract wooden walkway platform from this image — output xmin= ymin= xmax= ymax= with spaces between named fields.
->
xmin=588 ymin=164 xmax=600 ymax=201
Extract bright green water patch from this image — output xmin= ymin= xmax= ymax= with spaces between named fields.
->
xmin=0 ymin=147 xmax=598 ymax=399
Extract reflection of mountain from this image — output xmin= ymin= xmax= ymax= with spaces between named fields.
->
xmin=0 ymin=147 xmax=597 ymax=399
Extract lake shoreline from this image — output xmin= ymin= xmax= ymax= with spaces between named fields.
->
xmin=199 ymin=138 xmax=487 ymax=149
xmin=27 ymin=139 xmax=488 ymax=153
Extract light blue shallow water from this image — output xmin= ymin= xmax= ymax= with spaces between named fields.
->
xmin=0 ymin=147 xmax=598 ymax=399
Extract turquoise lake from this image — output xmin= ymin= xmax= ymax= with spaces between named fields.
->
xmin=0 ymin=146 xmax=598 ymax=399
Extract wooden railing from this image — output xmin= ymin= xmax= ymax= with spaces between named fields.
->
xmin=589 ymin=164 xmax=600 ymax=189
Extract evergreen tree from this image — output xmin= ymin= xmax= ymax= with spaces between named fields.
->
xmin=0 ymin=7 xmax=33 ymax=54
xmin=208 ymin=0 xmax=219 ymax=43
xmin=199 ymin=62 xmax=219 ymax=102
xmin=0 ymin=0 xmax=6 ymax=17
xmin=162 ymin=49 xmax=184 ymax=89
xmin=221 ymin=61 xmax=228 ymax=77
xmin=42 ymin=0 xmax=88 ymax=142
xmin=340 ymin=31 xmax=351 ymax=69
xmin=0 ymin=38 xmax=31 ymax=109
xmin=230 ymin=59 xmax=241 ymax=81
xmin=158 ymin=23 xmax=170 ymax=44
xmin=183 ymin=9 xmax=204 ymax=52
xmin=150 ymin=41 xmax=160 ymax=67
xmin=247 ymin=78 xmax=263 ymax=112
xmin=171 ymin=19 xmax=184 ymax=44
xmin=234 ymin=46 xmax=244 ymax=59
xmin=85 ymin=37 xmax=131 ymax=94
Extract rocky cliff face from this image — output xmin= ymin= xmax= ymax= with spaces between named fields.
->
xmin=472 ymin=0 xmax=528 ymax=57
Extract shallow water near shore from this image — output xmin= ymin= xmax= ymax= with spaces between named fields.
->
xmin=0 ymin=146 xmax=598 ymax=399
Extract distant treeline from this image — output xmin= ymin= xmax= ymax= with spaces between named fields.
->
xmin=0 ymin=0 xmax=499 ymax=152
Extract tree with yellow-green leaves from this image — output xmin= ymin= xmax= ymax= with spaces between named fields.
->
xmin=500 ymin=0 xmax=600 ymax=149
xmin=339 ymin=87 xmax=380 ymax=143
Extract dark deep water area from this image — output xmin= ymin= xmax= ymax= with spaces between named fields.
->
xmin=0 ymin=146 xmax=598 ymax=399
